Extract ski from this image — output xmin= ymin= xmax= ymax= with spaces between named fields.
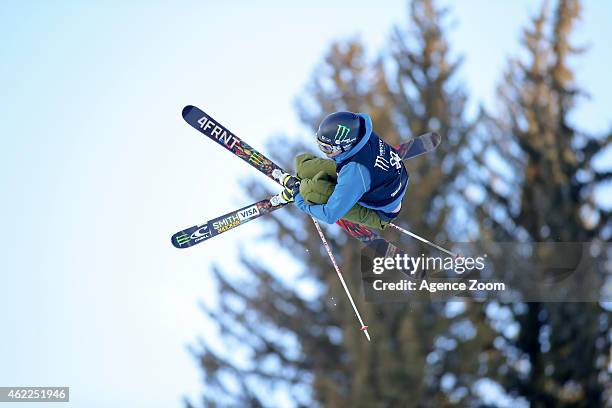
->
xmin=174 ymin=105 xmax=441 ymax=248
xmin=172 ymin=198 xmax=284 ymax=249
xmin=394 ymin=131 xmax=440 ymax=161
xmin=181 ymin=105 xmax=283 ymax=184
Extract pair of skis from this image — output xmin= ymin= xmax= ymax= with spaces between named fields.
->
xmin=172 ymin=105 xmax=441 ymax=341
xmin=172 ymin=105 xmax=441 ymax=249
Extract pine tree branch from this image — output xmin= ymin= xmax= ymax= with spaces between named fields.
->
xmin=593 ymin=171 xmax=612 ymax=183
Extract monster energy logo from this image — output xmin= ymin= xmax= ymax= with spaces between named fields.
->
xmin=335 ymin=125 xmax=351 ymax=142
xmin=249 ymin=151 xmax=266 ymax=166
xmin=175 ymin=232 xmax=190 ymax=246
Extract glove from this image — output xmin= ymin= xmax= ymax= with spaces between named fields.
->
xmin=280 ymin=173 xmax=300 ymax=189
xmin=271 ymin=185 xmax=299 ymax=206
xmin=272 ymin=169 xmax=300 ymax=189
xmin=280 ymin=186 xmax=297 ymax=203
xmin=270 ymin=169 xmax=301 ymax=205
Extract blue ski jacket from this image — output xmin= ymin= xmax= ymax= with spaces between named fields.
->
xmin=295 ymin=113 xmax=408 ymax=224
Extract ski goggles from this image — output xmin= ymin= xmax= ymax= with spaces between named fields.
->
xmin=316 ymin=139 xmax=341 ymax=155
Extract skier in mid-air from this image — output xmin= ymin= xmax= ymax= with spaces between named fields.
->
xmin=274 ymin=111 xmax=409 ymax=230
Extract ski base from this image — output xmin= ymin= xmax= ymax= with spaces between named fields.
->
xmin=172 ymin=199 xmax=282 ymax=248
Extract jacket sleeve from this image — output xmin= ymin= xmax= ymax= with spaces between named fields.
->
xmin=294 ymin=162 xmax=371 ymax=224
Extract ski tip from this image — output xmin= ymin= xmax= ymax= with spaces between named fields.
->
xmin=422 ymin=131 xmax=441 ymax=151
xmin=431 ymin=131 xmax=441 ymax=144
xmin=171 ymin=234 xmax=189 ymax=249
xmin=182 ymin=105 xmax=195 ymax=118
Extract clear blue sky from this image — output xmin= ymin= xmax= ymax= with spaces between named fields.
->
xmin=0 ymin=1 xmax=610 ymax=407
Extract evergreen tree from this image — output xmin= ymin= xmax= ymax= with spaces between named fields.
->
xmin=187 ymin=0 xmax=479 ymax=406
xmin=470 ymin=1 xmax=611 ymax=406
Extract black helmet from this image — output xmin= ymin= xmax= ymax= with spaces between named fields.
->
xmin=316 ymin=111 xmax=363 ymax=155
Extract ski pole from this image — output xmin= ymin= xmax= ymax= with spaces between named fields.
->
xmin=388 ymin=223 xmax=458 ymax=258
xmin=311 ymin=218 xmax=371 ymax=342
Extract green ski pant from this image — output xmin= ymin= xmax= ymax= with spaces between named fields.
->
xmin=295 ymin=153 xmax=388 ymax=230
